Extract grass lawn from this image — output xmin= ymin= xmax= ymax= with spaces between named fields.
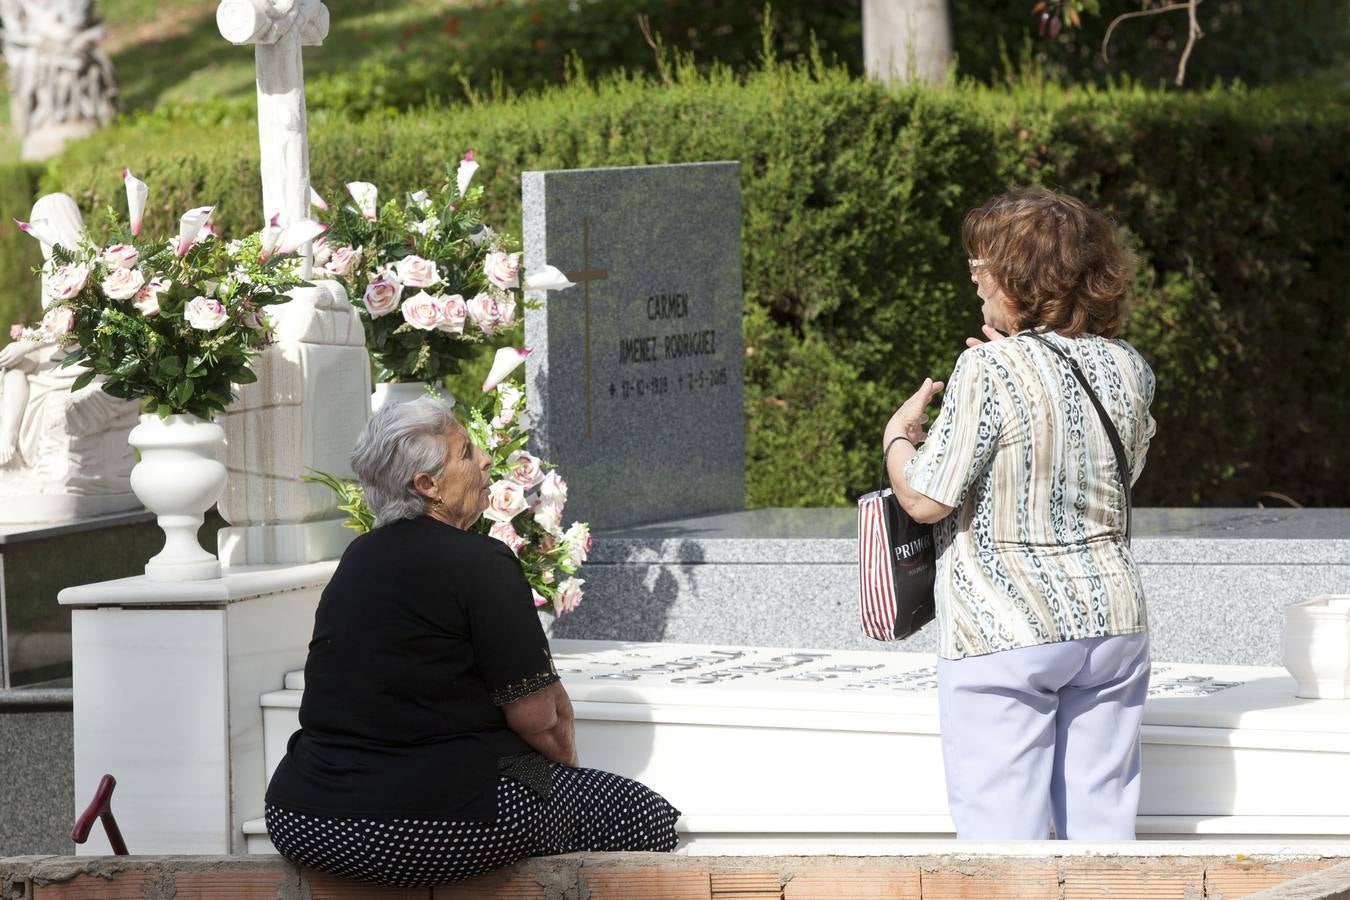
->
xmin=0 ymin=0 xmax=558 ymax=161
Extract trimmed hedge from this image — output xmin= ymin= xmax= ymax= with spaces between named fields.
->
xmin=0 ymin=163 xmax=49 ymax=330
xmin=39 ymin=62 xmax=1350 ymax=507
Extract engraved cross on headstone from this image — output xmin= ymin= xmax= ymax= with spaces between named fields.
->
xmin=565 ymin=217 xmax=608 ymax=438
xmin=216 ymin=0 xmax=328 ymax=278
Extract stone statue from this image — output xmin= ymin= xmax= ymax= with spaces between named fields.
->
xmin=0 ymin=0 xmax=119 ymax=161
xmin=0 ymin=193 xmax=138 ymax=523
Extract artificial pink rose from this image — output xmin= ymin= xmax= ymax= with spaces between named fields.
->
xmin=310 ymin=236 xmax=333 ymax=270
xmin=496 ymin=292 xmax=518 ymax=328
xmin=436 ymin=294 xmax=467 ymax=334
xmin=362 ymin=278 xmax=402 ymax=318
xmin=46 ymin=264 xmax=90 ymax=301
xmin=327 ymin=245 xmax=362 ymax=278
xmin=531 ymin=496 xmax=563 ymax=535
xmin=555 ymin=577 xmax=585 ymax=614
xmin=465 ymin=292 xmax=503 ymax=335
xmin=133 ymin=278 xmax=170 ymax=317
xmin=101 ymin=267 xmax=145 ymax=301
xmin=563 ymin=521 xmax=592 ymax=565
xmin=483 ymin=251 xmax=521 ymax=290
xmin=101 ymin=244 xmax=139 ymax=269
xmin=538 ymin=470 xmax=568 ymax=506
xmin=185 ymin=296 xmax=229 ymax=331
xmin=483 ymin=480 xmax=528 ymax=523
xmin=394 ymin=254 xmax=441 ymax=289
xmin=400 ymin=291 xmax=442 ymax=331
xmin=503 ymin=450 xmax=543 ymax=488
xmin=40 ymin=306 xmax=74 ymax=336
xmin=8 ymin=324 xmax=23 ymax=341
xmin=488 ymin=520 xmax=526 ymax=556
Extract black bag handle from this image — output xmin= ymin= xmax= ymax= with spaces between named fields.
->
xmin=1026 ymin=333 xmax=1132 ymax=542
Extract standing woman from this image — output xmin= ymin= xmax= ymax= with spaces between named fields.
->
xmin=883 ymin=188 xmax=1157 ymax=840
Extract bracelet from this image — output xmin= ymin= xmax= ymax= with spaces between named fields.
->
xmin=882 ymin=435 xmax=916 ymax=467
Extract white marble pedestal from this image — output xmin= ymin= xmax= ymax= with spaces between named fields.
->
xmin=58 ymin=563 xmax=335 ymax=854
xmin=253 ymin=639 xmax=1350 ymax=855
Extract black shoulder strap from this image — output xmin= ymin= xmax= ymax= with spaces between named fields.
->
xmin=1026 ymin=333 xmax=1132 ymax=542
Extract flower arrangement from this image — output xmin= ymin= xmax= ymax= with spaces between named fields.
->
xmin=314 ymin=151 xmax=572 ymax=385
xmin=13 ymin=169 xmax=320 ymax=420
xmin=309 ymin=348 xmax=590 ymax=616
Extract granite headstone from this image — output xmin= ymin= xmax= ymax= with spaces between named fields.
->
xmin=523 ymin=162 xmax=745 ymax=530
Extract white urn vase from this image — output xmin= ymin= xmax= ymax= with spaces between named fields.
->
xmin=127 ymin=413 xmax=227 ymax=582
xmin=1282 ymin=594 xmax=1350 ymax=699
xmin=371 ymin=381 xmax=455 ymax=413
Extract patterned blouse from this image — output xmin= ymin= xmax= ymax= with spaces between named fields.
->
xmin=904 ymin=331 xmax=1157 ymax=660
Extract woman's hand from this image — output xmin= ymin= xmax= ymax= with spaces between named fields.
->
xmin=965 ymin=324 xmax=1008 ymax=349
xmin=884 ymin=377 xmax=945 ymax=448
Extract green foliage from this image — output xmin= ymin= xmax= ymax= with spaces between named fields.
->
xmin=318 ymin=164 xmax=515 ymax=383
xmin=952 ymin=0 xmax=1350 ymax=90
xmin=0 ymin=163 xmax=47 ymax=331
xmin=303 ymin=469 xmax=376 ymax=534
xmin=53 ymin=216 xmax=304 ymax=420
xmin=39 ymin=63 xmax=1350 ymax=506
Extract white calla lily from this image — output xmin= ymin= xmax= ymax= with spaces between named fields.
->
xmin=12 ymin=217 xmax=64 ymax=250
xmin=123 ymin=168 xmax=148 ymax=236
xmin=258 ymin=213 xmax=283 ymax=262
xmin=346 ymin=181 xmax=378 ymax=221
xmin=276 ymin=218 xmax=327 ymax=256
xmin=482 ymin=346 xmax=531 ymax=393
xmin=522 ymin=264 xmax=576 ymax=292
xmin=175 ymin=206 xmax=214 ymax=257
xmin=456 ymin=150 xmax=479 ymax=198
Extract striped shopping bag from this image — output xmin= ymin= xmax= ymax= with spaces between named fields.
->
xmin=856 ymin=487 xmax=936 ymax=641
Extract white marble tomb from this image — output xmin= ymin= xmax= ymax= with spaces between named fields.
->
xmin=247 ymin=639 xmax=1350 ymax=855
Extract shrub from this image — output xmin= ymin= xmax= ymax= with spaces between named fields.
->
xmin=38 ymin=63 xmax=1350 ymax=507
xmin=0 ymin=163 xmax=48 ymax=330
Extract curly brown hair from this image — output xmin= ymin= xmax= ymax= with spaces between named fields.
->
xmin=961 ymin=187 xmax=1137 ymax=338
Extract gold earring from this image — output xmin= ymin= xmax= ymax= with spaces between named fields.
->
xmin=431 ymin=497 xmax=445 ymax=512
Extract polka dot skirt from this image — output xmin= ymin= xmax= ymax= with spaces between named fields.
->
xmin=265 ymin=765 xmax=681 ymax=887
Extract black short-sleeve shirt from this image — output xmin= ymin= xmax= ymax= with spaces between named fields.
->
xmin=265 ymin=515 xmax=560 ymax=821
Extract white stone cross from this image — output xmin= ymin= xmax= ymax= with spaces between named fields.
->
xmin=216 ymin=0 xmax=328 ymax=278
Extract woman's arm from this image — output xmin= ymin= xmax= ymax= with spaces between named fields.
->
xmin=883 ymin=377 xmax=956 ymax=525
xmin=885 ymin=439 xmax=955 ymax=524
xmin=502 ymin=680 xmax=578 ymax=767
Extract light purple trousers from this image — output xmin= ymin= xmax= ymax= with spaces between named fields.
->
xmin=936 ymin=632 xmax=1151 ymax=840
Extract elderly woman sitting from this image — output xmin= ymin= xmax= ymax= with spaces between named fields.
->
xmin=265 ymin=398 xmax=680 ymax=886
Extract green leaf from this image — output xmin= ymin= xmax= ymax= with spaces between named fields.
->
xmin=233 ymin=367 xmax=258 ymax=385
xmin=174 ymin=379 xmax=194 ymax=407
xmin=71 ymin=370 xmax=97 ymax=393
xmin=159 ymin=356 xmax=183 ymax=376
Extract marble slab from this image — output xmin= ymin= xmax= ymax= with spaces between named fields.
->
xmin=523 ymin=162 xmax=745 ymax=530
xmin=259 ymin=639 xmax=1350 ymax=846
xmin=553 ymin=507 xmax=1350 ymax=666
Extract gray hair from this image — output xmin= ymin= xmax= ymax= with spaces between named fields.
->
xmin=350 ymin=397 xmax=461 ymax=527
